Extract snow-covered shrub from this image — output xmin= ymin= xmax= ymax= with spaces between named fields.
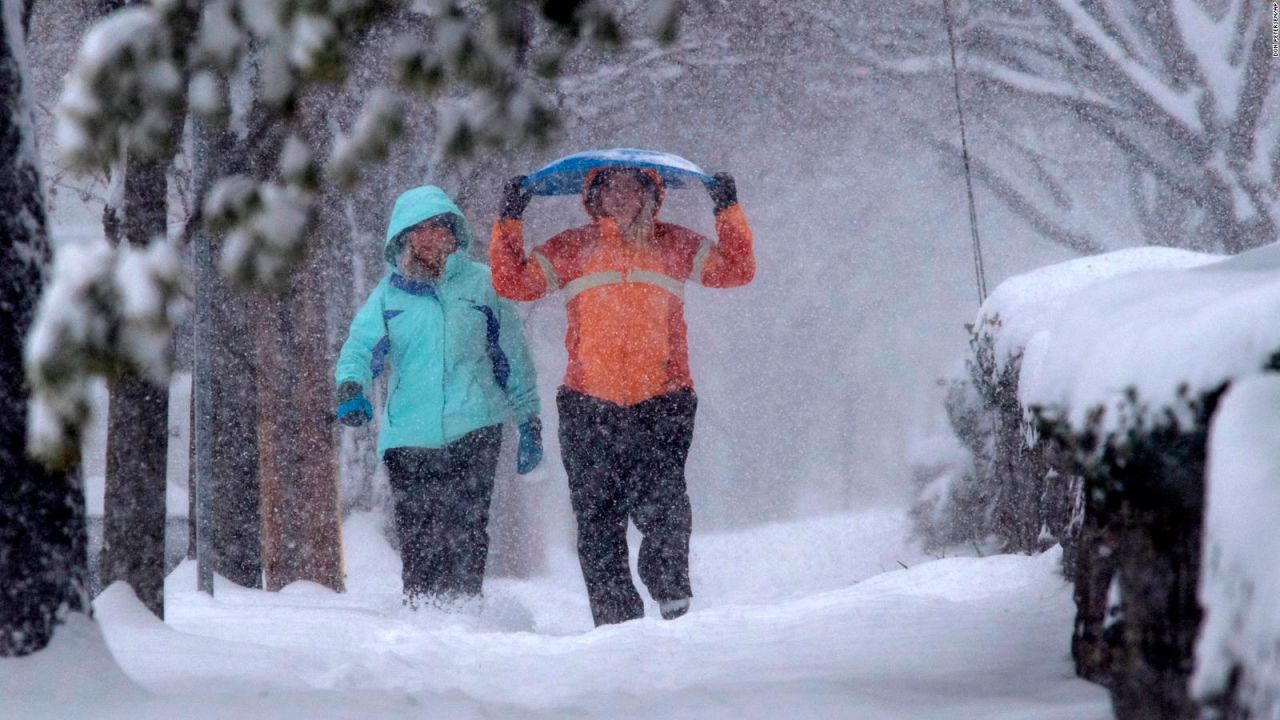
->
xmin=1193 ymin=376 xmax=1280 ymax=720
xmin=967 ymin=319 xmax=1061 ymax=553
xmin=913 ymin=248 xmax=1219 ymax=561
xmin=911 ymin=318 xmax=1071 ymax=557
xmin=1036 ymin=383 xmax=1221 ymax=713
xmin=931 ymin=243 xmax=1280 ymax=715
xmin=909 ymin=369 xmax=990 ymax=554
xmin=986 ymin=243 xmax=1280 ymax=719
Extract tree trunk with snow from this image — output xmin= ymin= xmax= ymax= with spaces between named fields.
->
xmin=191 ymin=120 xmax=263 ymax=589
xmin=256 ymin=191 xmax=344 ymax=593
xmin=100 ymin=152 xmax=171 ymax=617
xmin=0 ymin=0 xmax=91 ymax=657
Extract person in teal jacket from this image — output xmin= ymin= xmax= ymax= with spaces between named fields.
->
xmin=335 ymin=185 xmax=542 ymax=606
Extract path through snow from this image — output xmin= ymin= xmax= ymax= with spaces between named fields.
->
xmin=1 ymin=510 xmax=1110 ymax=719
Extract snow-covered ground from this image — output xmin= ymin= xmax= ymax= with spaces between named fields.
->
xmin=1 ymin=510 xmax=1110 ymax=719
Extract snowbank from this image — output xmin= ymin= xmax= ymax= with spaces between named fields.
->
xmin=1193 ymin=376 xmax=1280 ymax=717
xmin=0 ymin=607 xmax=146 ymax=719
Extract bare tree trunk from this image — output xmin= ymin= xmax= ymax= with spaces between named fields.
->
xmin=99 ymin=154 xmax=170 ymax=617
xmin=209 ymin=270 xmax=263 ymax=587
xmin=191 ymin=119 xmax=263 ymax=589
xmin=256 ymin=198 xmax=344 ymax=592
xmin=0 ymin=0 xmax=90 ymax=656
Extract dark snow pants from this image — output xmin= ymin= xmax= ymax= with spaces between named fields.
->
xmin=383 ymin=425 xmax=501 ymax=605
xmin=557 ymin=387 xmax=697 ymax=626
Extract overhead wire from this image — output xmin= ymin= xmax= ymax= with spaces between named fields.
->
xmin=942 ymin=0 xmax=989 ymax=306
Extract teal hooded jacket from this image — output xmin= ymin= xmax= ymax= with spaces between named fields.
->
xmin=335 ymin=186 xmax=539 ymax=456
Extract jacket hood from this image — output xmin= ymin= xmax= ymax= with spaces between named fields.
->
xmin=582 ymin=167 xmax=666 ymax=220
xmin=384 ymin=185 xmax=473 ymax=271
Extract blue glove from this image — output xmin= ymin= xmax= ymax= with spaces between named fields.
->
xmin=517 ymin=417 xmax=543 ymax=474
xmin=336 ymin=381 xmax=372 ymax=427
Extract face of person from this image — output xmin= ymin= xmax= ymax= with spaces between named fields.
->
xmin=597 ymin=173 xmax=651 ymax=227
xmin=404 ymin=222 xmax=456 ymax=277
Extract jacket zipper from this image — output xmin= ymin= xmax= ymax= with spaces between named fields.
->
xmin=438 ymin=291 xmax=446 ymax=440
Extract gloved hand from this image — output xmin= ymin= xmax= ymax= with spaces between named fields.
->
xmin=500 ymin=176 xmax=534 ymax=220
xmin=336 ymin=380 xmax=373 ymax=427
xmin=707 ymin=172 xmax=738 ymax=212
xmin=517 ymin=417 xmax=543 ymax=474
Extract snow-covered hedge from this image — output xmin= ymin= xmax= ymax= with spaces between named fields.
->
xmin=910 ymin=248 xmax=1215 ymax=558
xmin=909 ymin=338 xmax=1066 ymax=557
xmin=1194 ymin=376 xmax=1280 ymax=719
xmin=928 ymin=243 xmax=1280 ymax=719
xmin=908 ymin=369 xmax=991 ymax=553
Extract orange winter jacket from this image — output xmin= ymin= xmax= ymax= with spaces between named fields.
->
xmin=490 ymin=170 xmax=755 ymax=406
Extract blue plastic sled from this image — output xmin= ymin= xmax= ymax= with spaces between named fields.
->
xmin=522 ymin=148 xmax=714 ymax=196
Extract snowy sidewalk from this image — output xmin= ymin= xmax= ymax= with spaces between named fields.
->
xmin=2 ymin=511 xmax=1111 ymax=719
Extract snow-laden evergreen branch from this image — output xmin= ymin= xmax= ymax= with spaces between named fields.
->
xmin=25 ymin=0 xmax=678 ymax=465
xmin=327 ymin=88 xmax=406 ymax=188
xmin=25 ymin=236 xmax=187 ymax=465
xmin=55 ymin=7 xmax=182 ymax=170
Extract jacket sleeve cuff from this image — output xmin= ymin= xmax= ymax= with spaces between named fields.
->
xmin=511 ymin=396 xmax=540 ymax=424
xmin=713 ymin=202 xmax=742 ymax=218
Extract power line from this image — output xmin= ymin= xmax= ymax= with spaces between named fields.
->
xmin=942 ymin=0 xmax=988 ymax=306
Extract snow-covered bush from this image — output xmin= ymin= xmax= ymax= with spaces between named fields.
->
xmin=1194 ymin=376 xmax=1280 ymax=719
xmin=914 ymin=247 xmax=1218 ymax=559
xmin=953 ymin=242 xmax=1280 ymax=719
xmin=908 ymin=368 xmax=990 ymax=554
xmin=1037 ymin=381 xmax=1220 ymax=714
xmin=911 ymin=317 xmax=1074 ymax=558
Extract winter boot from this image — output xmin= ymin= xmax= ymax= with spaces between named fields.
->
xmin=659 ymin=597 xmax=690 ymax=620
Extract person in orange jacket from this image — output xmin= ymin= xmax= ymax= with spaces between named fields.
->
xmin=489 ymin=165 xmax=754 ymax=625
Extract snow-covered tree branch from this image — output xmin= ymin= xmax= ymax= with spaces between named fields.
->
xmin=819 ymin=0 xmax=1279 ymax=256
xmin=25 ymin=0 xmax=675 ymax=465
